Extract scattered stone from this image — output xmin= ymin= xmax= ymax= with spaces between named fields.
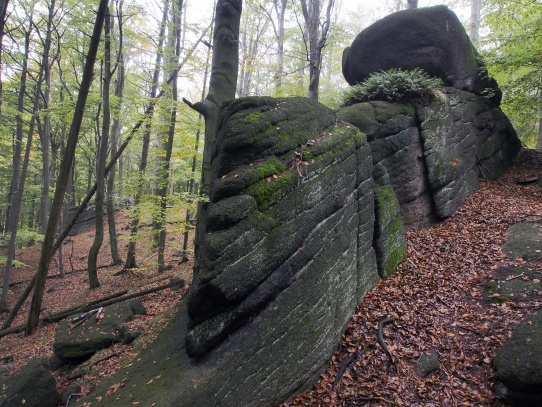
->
xmin=169 ymin=276 xmax=186 ymax=291
xmin=0 ymin=358 xmax=60 ymax=407
xmin=416 ymin=349 xmax=439 ymax=377
xmin=493 ymin=310 xmax=542 ymax=406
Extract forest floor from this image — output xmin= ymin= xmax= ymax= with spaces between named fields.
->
xmin=0 ymin=149 xmax=541 ymax=406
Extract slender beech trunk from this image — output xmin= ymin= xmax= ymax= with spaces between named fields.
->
xmin=0 ymin=0 xmax=9 ymax=116
xmin=106 ymin=0 xmax=124 ymax=266
xmin=181 ymin=43 xmax=211 ymax=261
xmin=39 ymin=0 xmax=56 ymax=234
xmin=5 ymin=14 xmax=32 ymax=232
xmin=469 ymin=0 xmax=481 ymax=47
xmin=88 ymin=4 xmax=113 ymax=289
xmin=0 ymin=14 xmax=34 ymax=312
xmin=406 ymin=0 xmax=418 ymax=9
xmin=300 ymin=0 xmax=334 ymax=101
xmin=157 ymin=0 xmax=183 ymax=272
xmin=124 ymin=1 xmax=169 ymax=269
xmin=26 ymin=0 xmax=108 ymax=333
xmin=537 ymin=91 xmax=542 ymax=150
xmin=0 ymin=82 xmax=41 ymax=311
xmin=183 ymin=0 xmax=242 ymax=285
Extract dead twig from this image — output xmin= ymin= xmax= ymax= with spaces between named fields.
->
xmin=332 ymin=352 xmax=357 ymax=389
xmin=68 ymin=350 xmax=122 ymax=380
xmin=377 ymin=318 xmax=395 ymax=364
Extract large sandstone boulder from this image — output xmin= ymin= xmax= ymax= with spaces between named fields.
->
xmin=494 ymin=310 xmax=542 ymax=406
xmin=338 ymin=87 xmax=521 ymax=228
xmin=187 ymin=96 xmax=381 ymax=357
xmin=78 ymin=97 xmax=405 ymax=407
xmin=342 ymin=6 xmax=500 ymax=103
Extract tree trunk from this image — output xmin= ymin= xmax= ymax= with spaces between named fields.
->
xmin=26 ymin=0 xmax=109 ymax=334
xmin=0 ymin=85 xmax=40 ymax=311
xmin=406 ymin=0 xmax=418 ymax=9
xmin=300 ymin=0 xmax=335 ymax=101
xmin=124 ymin=1 xmax=169 ymax=270
xmin=88 ymin=4 xmax=113 ymax=289
xmin=39 ymin=0 xmax=56 ymax=234
xmin=5 ymin=15 xmax=32 ymax=234
xmin=184 ymin=0 xmax=242 ymax=284
xmin=469 ymin=0 xmax=481 ymax=47
xmin=0 ymin=0 xmax=9 ymax=116
xmin=181 ymin=43 xmax=211 ymax=262
xmin=106 ymin=0 xmax=124 ymax=266
xmin=537 ymin=91 xmax=542 ymax=150
xmin=157 ymin=0 xmax=183 ymax=272
xmin=0 ymin=13 xmax=36 ymax=312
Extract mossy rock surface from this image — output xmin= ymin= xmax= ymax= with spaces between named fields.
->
xmin=494 ymin=310 xmax=542 ymax=406
xmin=53 ymin=300 xmax=145 ymax=362
xmin=503 ymin=222 xmax=542 ymax=261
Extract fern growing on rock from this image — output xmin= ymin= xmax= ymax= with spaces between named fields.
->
xmin=341 ymin=68 xmax=443 ymax=106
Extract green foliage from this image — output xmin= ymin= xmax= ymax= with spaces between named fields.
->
xmin=482 ymin=0 xmax=542 ymax=147
xmin=340 ymin=68 xmax=443 ymax=106
xmin=0 ymin=229 xmax=44 ymax=249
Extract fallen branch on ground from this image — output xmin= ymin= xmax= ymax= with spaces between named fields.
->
xmin=68 ymin=350 xmax=122 ymax=380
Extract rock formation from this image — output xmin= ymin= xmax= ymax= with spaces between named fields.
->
xmin=342 ymin=6 xmax=500 ymax=104
xmin=76 ymin=6 xmax=520 ymax=407
xmin=338 ymin=87 xmax=521 ymax=228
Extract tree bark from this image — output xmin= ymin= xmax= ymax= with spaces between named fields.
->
xmin=183 ymin=0 xmax=242 ymax=285
xmin=406 ymin=0 xmax=418 ymax=9
xmin=124 ymin=0 xmax=169 ymax=270
xmin=157 ymin=0 xmax=183 ymax=272
xmin=26 ymin=0 xmax=109 ymax=334
xmin=300 ymin=0 xmax=335 ymax=101
xmin=0 ymin=0 xmax=9 ymax=116
xmin=39 ymin=0 xmax=56 ymax=235
xmin=469 ymin=0 xmax=481 ymax=47
xmin=106 ymin=0 xmax=124 ymax=266
xmin=88 ymin=4 xmax=113 ymax=289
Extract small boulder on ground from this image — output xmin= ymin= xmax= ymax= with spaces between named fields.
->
xmin=0 ymin=358 xmax=60 ymax=407
xmin=53 ymin=299 xmax=146 ymax=363
xmin=493 ymin=310 xmax=542 ymax=406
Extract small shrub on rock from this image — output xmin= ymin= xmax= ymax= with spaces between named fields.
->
xmin=341 ymin=68 xmax=443 ymax=106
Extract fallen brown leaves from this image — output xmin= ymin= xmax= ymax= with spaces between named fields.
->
xmin=285 ymin=150 xmax=542 ymax=407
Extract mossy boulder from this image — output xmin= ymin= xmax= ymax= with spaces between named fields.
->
xmin=503 ymin=222 xmax=542 ymax=261
xmin=494 ymin=310 xmax=542 ymax=406
xmin=338 ymin=87 xmax=520 ymax=227
xmin=53 ymin=300 xmax=146 ymax=362
xmin=187 ymin=96 xmax=379 ymax=357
